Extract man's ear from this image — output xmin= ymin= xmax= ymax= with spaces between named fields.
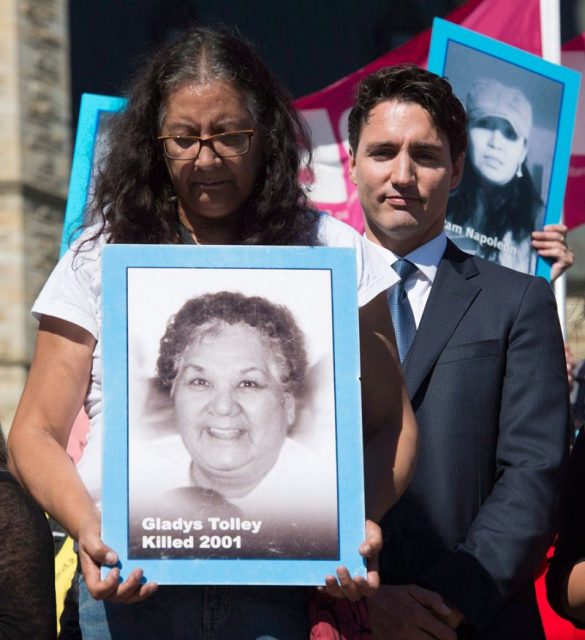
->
xmin=450 ymin=152 xmax=465 ymax=190
xmin=348 ymin=147 xmax=358 ymax=185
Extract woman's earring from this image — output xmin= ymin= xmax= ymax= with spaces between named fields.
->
xmin=516 ymin=164 xmax=523 ymax=178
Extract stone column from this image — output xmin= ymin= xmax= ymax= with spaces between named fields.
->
xmin=0 ymin=0 xmax=70 ymax=432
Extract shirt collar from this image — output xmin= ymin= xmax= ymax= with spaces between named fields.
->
xmin=365 ymin=232 xmax=447 ymax=284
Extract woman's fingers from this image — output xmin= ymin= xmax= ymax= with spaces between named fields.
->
xmin=321 ymin=568 xmax=364 ymax=601
xmin=321 ymin=557 xmax=380 ymax=600
xmin=531 ymin=224 xmax=573 ymax=281
xmin=362 ymin=519 xmax=381 ymax=595
xmin=531 ymin=223 xmax=568 ymax=246
xmin=360 ymin=519 xmax=382 ymax=558
xmin=78 ymin=526 xmax=158 ymax=603
xmin=321 ymin=518 xmax=382 ymax=599
xmin=78 ymin=529 xmax=120 ymax=600
xmin=109 ymin=570 xmax=158 ymax=604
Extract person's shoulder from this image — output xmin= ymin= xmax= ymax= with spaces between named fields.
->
xmin=313 ymin=212 xmax=397 ymax=305
xmin=51 ymin=224 xmax=107 ymax=277
xmin=445 ymin=240 xmax=547 ymax=291
xmin=32 ymin=224 xmax=107 ymax=335
xmin=314 ymin=211 xmax=364 ymax=247
xmin=68 ymin=224 xmax=106 ymax=259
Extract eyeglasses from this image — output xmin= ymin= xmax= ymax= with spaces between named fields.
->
xmin=158 ymin=130 xmax=256 ymax=160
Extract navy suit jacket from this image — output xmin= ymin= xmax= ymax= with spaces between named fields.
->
xmin=379 ymin=240 xmax=570 ymax=638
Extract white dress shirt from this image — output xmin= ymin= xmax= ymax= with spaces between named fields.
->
xmin=366 ymin=232 xmax=447 ymax=328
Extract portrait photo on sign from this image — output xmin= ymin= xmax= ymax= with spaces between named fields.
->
xmin=126 ymin=267 xmax=339 ymax=561
xmin=428 ymin=19 xmax=580 ymax=278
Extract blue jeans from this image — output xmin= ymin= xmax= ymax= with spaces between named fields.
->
xmin=79 ymin=577 xmax=310 ymax=639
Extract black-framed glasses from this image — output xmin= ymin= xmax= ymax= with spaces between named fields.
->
xmin=158 ymin=129 xmax=256 ymax=160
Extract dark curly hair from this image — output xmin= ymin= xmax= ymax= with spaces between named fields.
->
xmin=448 ymin=154 xmax=543 ymax=260
xmin=0 ymin=428 xmax=6 ymax=467
xmin=348 ymin=64 xmax=467 ymax=161
xmin=157 ymin=291 xmax=307 ymax=398
xmin=84 ymin=26 xmax=318 ymax=247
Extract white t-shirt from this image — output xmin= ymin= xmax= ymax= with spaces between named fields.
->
xmin=32 ymin=213 xmax=397 ymax=504
xmin=132 ymin=435 xmax=337 ymax=519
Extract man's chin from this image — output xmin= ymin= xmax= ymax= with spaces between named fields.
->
xmin=369 ymin=221 xmax=421 ymax=243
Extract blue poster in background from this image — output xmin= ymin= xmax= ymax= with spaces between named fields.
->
xmin=428 ymin=18 xmax=580 ymax=280
xmin=101 ymin=244 xmax=366 ymax=585
xmin=60 ymin=94 xmax=127 ymax=257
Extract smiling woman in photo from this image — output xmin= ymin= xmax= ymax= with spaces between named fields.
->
xmin=159 ymin=292 xmax=306 ymax=501
xmin=130 ymin=291 xmax=339 ymax=559
xmin=447 ymin=79 xmax=544 ymax=273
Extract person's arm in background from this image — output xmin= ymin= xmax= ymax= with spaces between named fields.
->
xmin=323 ymin=290 xmax=418 ymax=601
xmin=565 ymin=563 xmax=585 ymax=625
xmin=532 ymin=223 xmax=576 ymax=395
xmin=565 ymin=343 xmax=576 ymax=392
xmin=359 ymin=290 xmax=418 ymax=522
xmin=547 ymin=428 xmax=585 ymax=628
xmin=0 ymin=476 xmax=57 ymax=639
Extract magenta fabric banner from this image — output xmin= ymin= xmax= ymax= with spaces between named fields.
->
xmin=562 ymin=34 xmax=585 ymax=230
xmin=293 ymin=0 xmax=545 ymax=232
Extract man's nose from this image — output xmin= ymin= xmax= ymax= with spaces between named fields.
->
xmin=391 ymin=153 xmax=416 ymax=186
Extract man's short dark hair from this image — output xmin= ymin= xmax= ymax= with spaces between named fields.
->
xmin=348 ymin=64 xmax=467 ymax=161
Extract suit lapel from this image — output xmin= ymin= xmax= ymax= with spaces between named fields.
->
xmin=403 ymin=241 xmax=481 ymax=398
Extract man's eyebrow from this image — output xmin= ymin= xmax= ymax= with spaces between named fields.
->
xmin=364 ymin=141 xmax=398 ymax=151
xmin=363 ymin=141 xmax=443 ymax=153
xmin=411 ymin=142 xmax=443 ymax=152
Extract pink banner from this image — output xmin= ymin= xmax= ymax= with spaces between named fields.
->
xmin=293 ymin=0 xmax=551 ymax=232
xmin=566 ymin=155 xmax=585 ymax=229
xmin=562 ymin=34 xmax=585 ymax=229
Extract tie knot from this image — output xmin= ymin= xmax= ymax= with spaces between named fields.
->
xmin=392 ymin=259 xmax=417 ymax=282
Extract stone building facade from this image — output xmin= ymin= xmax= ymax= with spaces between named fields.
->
xmin=0 ymin=0 xmax=70 ymax=431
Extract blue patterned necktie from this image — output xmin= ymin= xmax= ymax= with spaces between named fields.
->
xmin=387 ymin=259 xmax=418 ymax=363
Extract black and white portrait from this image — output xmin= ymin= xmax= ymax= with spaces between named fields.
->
xmin=443 ymin=42 xmax=564 ymax=274
xmin=125 ymin=267 xmax=339 ymax=560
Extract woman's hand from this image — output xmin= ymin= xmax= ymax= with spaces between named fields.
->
xmin=531 ymin=223 xmax=574 ymax=281
xmin=321 ymin=519 xmax=381 ymax=600
xmin=78 ymin=514 xmax=158 ymax=603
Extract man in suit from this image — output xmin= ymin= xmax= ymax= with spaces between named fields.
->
xmin=347 ymin=65 xmax=570 ymax=639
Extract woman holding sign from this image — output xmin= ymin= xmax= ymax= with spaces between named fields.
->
xmin=7 ymin=26 xmax=417 ymax=639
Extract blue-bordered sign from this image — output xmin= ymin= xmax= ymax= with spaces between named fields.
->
xmin=429 ymin=18 xmax=580 ymax=280
xmin=61 ymin=94 xmax=127 ymax=257
xmin=101 ymin=244 xmax=366 ymax=585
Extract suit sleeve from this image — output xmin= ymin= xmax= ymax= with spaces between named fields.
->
xmin=419 ymin=276 xmax=571 ymax=631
